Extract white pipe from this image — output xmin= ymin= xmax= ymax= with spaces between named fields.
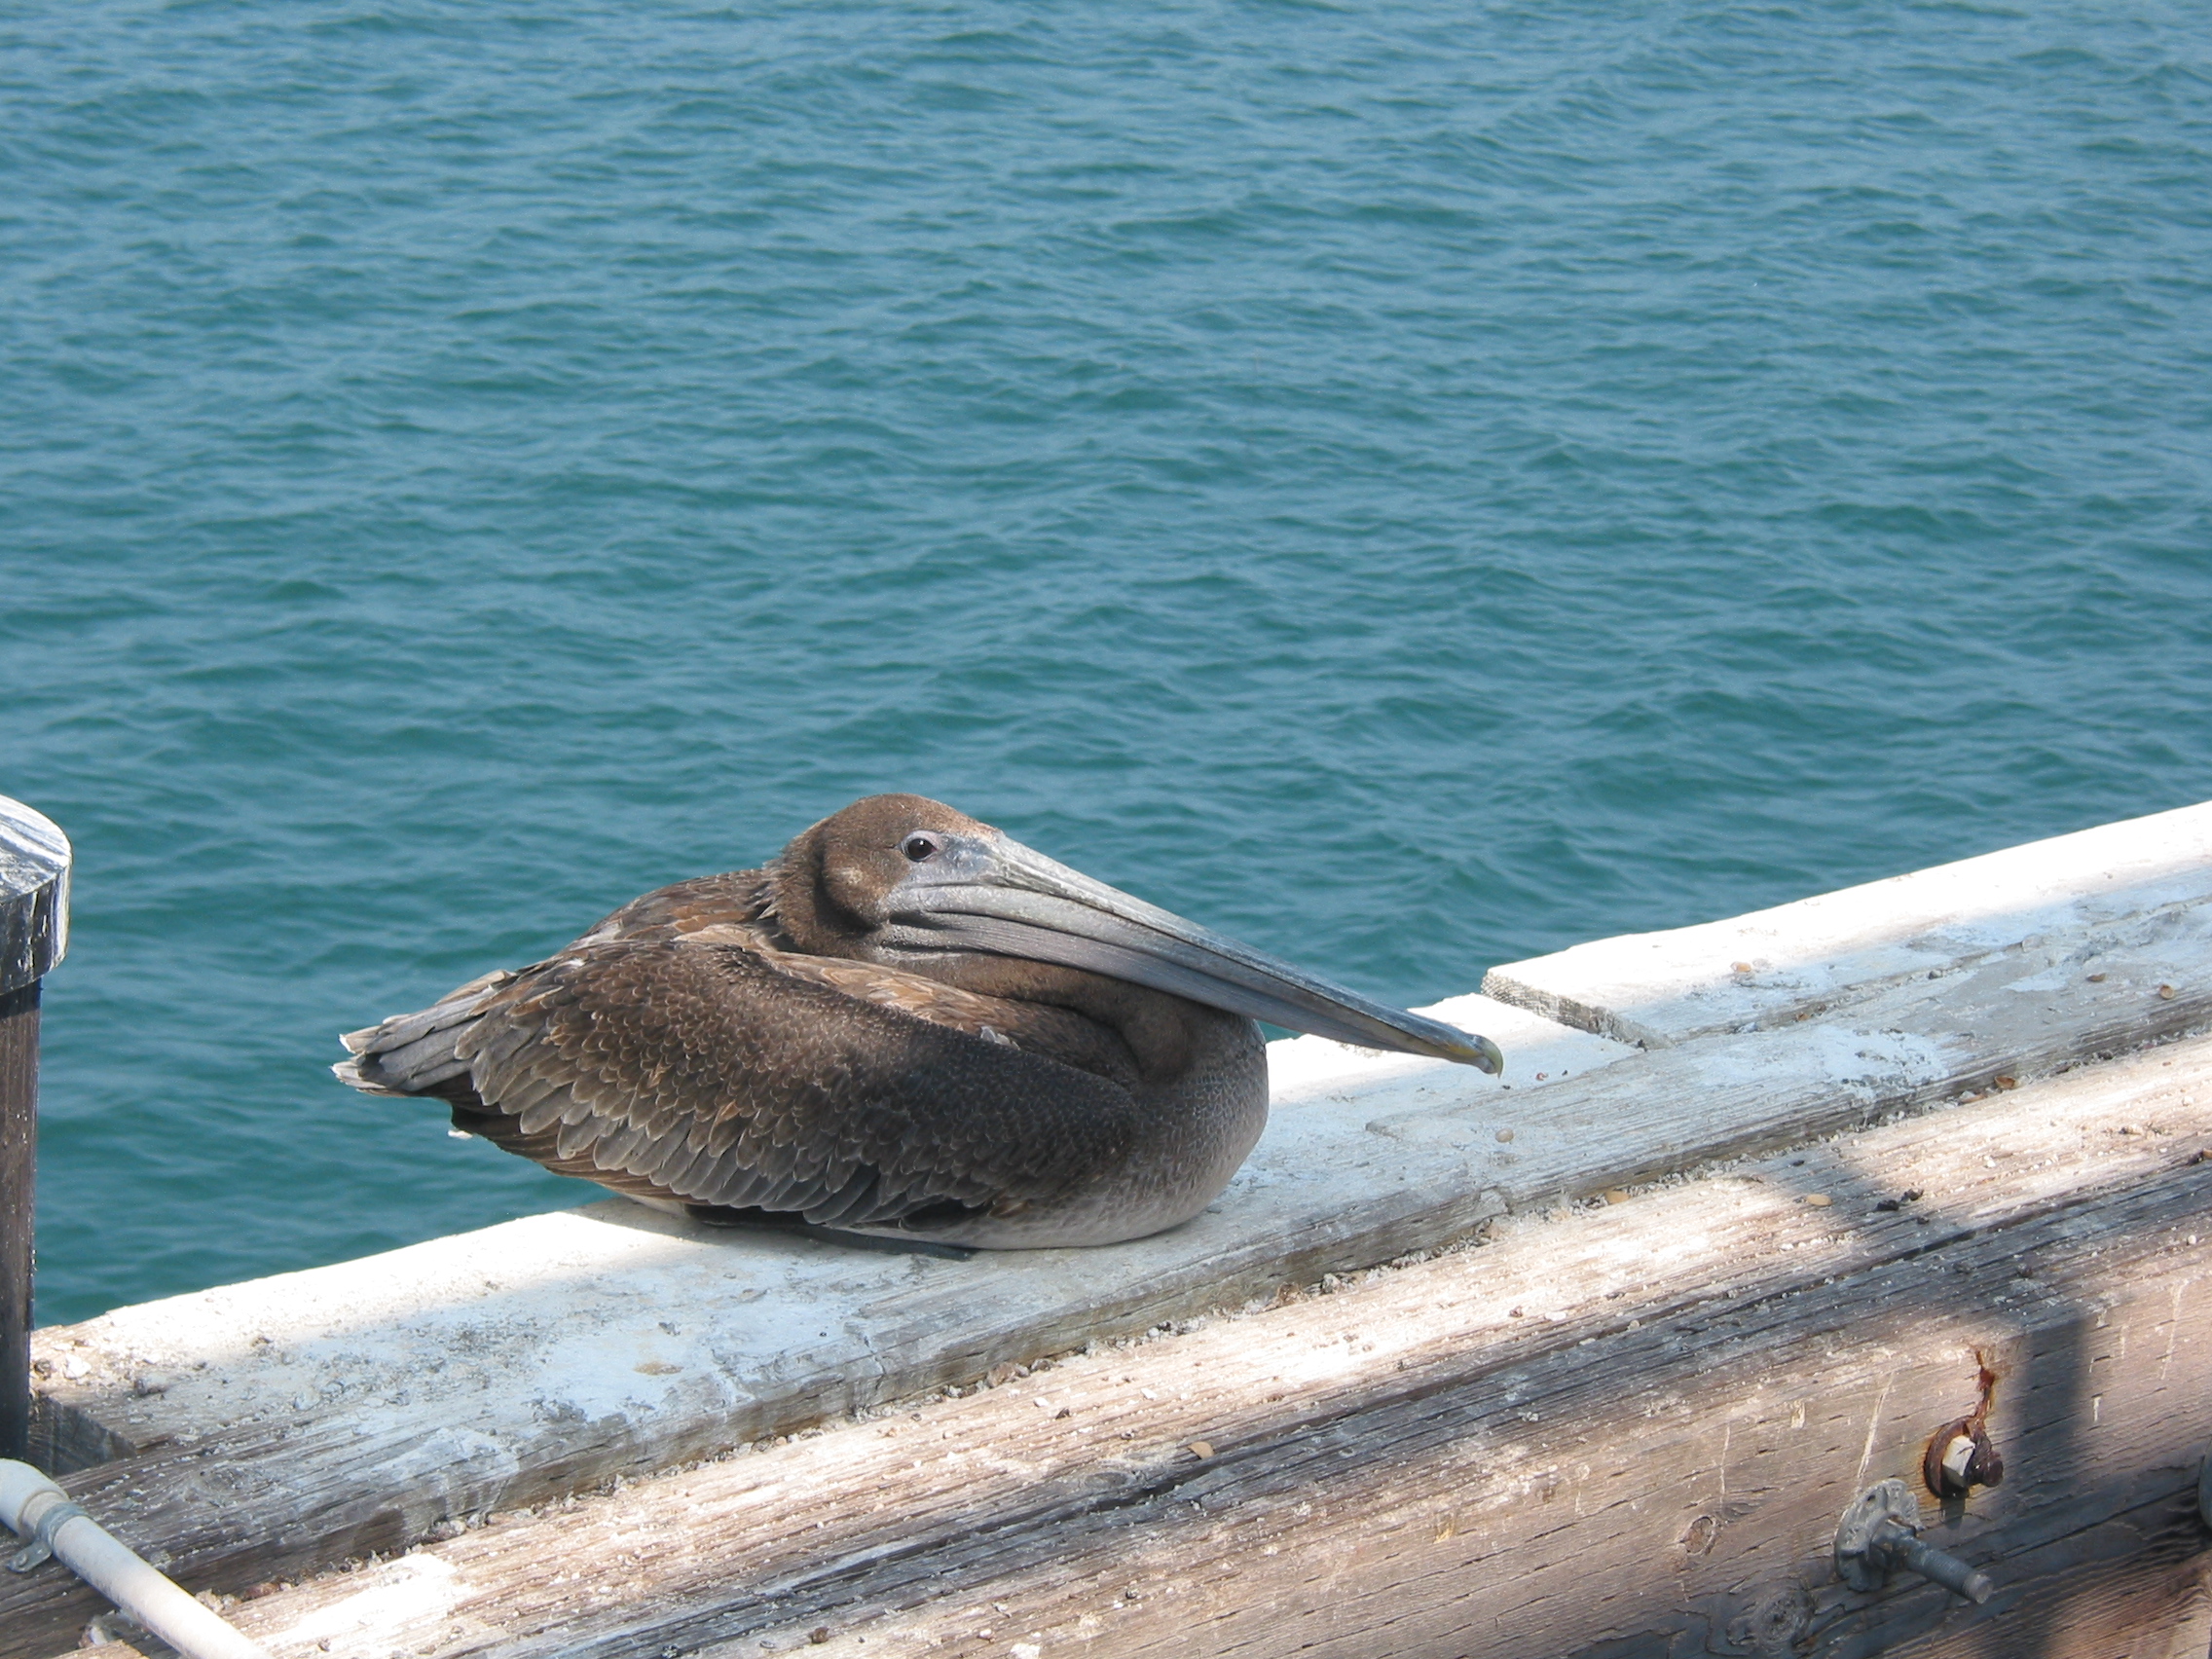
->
xmin=1 ymin=1459 xmax=271 ymax=1659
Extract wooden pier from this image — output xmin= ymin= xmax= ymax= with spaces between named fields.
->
xmin=6 ymin=802 xmax=2210 ymax=1657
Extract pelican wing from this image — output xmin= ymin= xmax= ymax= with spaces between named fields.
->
xmin=571 ymin=868 xmax=783 ymax=947
xmin=340 ymin=934 xmax=1144 ymax=1231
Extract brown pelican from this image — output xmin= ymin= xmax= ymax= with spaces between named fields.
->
xmin=336 ymin=795 xmax=1501 ymax=1247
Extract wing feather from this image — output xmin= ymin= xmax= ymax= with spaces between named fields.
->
xmin=340 ymin=910 xmax=1144 ymax=1230
xmin=334 ymin=852 xmax=1157 ymax=1229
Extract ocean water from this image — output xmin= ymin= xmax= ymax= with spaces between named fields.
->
xmin=4 ymin=1 xmax=2209 ymax=1325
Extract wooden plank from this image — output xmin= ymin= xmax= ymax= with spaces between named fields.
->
xmin=28 ymin=991 xmax=1632 ymax=1472
xmin=11 ymin=804 xmax=2209 ymax=1650
xmin=1 ymin=998 xmax=1634 ymax=1651
xmin=11 ymin=833 xmax=2212 ymax=1645
xmin=102 ymin=1031 xmax=2212 ymax=1659
xmin=1483 ymin=798 xmax=2212 ymax=1048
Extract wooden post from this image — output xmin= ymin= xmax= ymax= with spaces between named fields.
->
xmin=0 ymin=795 xmax=70 ymax=1466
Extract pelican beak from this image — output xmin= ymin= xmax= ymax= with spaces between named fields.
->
xmin=882 ymin=834 xmax=1503 ymax=1074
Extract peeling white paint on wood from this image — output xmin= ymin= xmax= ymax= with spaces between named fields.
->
xmin=166 ymin=1036 xmax=2212 ymax=1659
xmin=1484 ymin=798 xmax=2212 ymax=1048
xmin=0 ymin=793 xmax=69 ymax=994
xmin=30 ymin=995 xmax=1630 ymax=1482
xmin=9 ymin=801 xmax=2212 ymax=1655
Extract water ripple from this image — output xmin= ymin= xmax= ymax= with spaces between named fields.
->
xmin=4 ymin=0 xmax=2209 ymax=1320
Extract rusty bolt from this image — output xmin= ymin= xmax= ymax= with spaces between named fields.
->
xmin=1923 ymin=1416 xmax=2005 ymax=1499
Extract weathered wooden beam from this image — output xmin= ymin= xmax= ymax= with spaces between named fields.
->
xmin=0 ymin=794 xmax=71 ymax=1466
xmin=0 ymin=998 xmax=1634 ymax=1650
xmin=105 ymin=1032 xmax=2212 ymax=1659
xmin=0 ymin=982 xmax=39 ymax=1468
xmin=7 ymin=805 xmax=2207 ymax=1652
xmin=1483 ymin=797 xmax=2212 ymax=1049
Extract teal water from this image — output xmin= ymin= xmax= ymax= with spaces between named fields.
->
xmin=4 ymin=3 xmax=2210 ymax=1325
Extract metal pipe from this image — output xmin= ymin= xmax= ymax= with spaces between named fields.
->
xmin=0 ymin=793 xmax=70 ymax=1464
xmin=2 ymin=1459 xmax=272 ymax=1659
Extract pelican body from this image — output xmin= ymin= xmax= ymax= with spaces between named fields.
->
xmin=336 ymin=795 xmax=1501 ymax=1247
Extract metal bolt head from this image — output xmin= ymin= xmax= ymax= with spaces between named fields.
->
xmin=1835 ymin=1479 xmax=1995 ymax=1604
xmin=1923 ymin=1416 xmax=2004 ymax=1497
xmin=1835 ymin=1479 xmax=1920 ymax=1592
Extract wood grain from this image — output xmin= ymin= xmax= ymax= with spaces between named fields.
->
xmin=132 ymin=1032 xmax=2212 ymax=1659
xmin=1 ymin=983 xmax=37 ymax=1463
xmin=9 ymin=800 xmax=2206 ymax=1656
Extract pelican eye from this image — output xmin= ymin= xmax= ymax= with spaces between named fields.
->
xmin=901 ymin=833 xmax=940 ymax=863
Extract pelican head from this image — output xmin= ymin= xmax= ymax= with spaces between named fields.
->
xmin=771 ymin=793 xmax=1503 ymax=1074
